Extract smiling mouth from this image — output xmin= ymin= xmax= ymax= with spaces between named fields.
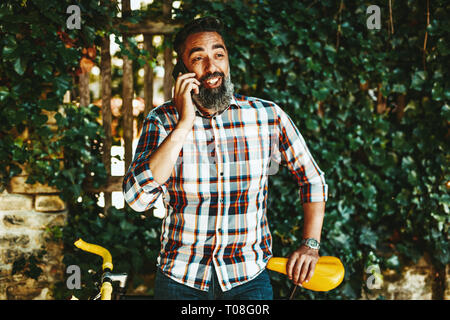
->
xmin=203 ymin=76 xmax=222 ymax=88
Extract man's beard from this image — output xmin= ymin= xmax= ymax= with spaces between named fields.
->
xmin=192 ymin=72 xmax=234 ymax=114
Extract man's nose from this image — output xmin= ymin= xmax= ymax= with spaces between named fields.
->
xmin=204 ymin=56 xmax=219 ymax=74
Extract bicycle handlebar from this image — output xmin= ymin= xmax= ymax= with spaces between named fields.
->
xmin=266 ymin=256 xmax=345 ymax=292
xmin=74 ymin=238 xmax=113 ymax=271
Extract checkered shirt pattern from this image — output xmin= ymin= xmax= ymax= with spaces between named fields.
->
xmin=123 ymin=93 xmax=328 ymax=291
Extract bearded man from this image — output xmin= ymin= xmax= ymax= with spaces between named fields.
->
xmin=123 ymin=17 xmax=328 ymax=300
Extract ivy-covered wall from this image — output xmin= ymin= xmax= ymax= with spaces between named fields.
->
xmin=169 ymin=0 xmax=450 ymax=299
xmin=0 ymin=0 xmax=115 ymax=299
xmin=0 ymin=0 xmax=448 ymax=300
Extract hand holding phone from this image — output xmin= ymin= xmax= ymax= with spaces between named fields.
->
xmin=172 ymin=61 xmax=200 ymax=128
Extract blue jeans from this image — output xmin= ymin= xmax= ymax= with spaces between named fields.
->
xmin=154 ymin=267 xmax=273 ymax=300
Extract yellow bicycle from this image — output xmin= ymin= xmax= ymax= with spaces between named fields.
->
xmin=73 ymin=238 xmax=345 ymax=300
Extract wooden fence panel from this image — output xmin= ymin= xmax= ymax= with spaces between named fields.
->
xmin=87 ymin=0 xmax=180 ymax=213
xmin=101 ymin=35 xmax=112 ymax=213
xmin=122 ymin=0 xmax=134 ymax=178
xmin=143 ymin=35 xmax=154 ymax=119
xmin=79 ymin=72 xmax=90 ymax=107
xmin=122 ymin=38 xmax=134 ymax=174
xmin=163 ymin=0 xmax=174 ymax=101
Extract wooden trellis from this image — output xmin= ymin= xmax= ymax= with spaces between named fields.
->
xmin=82 ymin=0 xmax=181 ymax=214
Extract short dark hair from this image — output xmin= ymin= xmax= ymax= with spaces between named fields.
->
xmin=173 ymin=16 xmax=225 ymax=57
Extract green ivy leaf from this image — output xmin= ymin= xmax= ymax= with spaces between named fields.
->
xmin=386 ymin=255 xmax=400 ymax=269
xmin=431 ymin=82 xmax=444 ymax=101
xmin=312 ymin=87 xmax=330 ymax=100
xmin=14 ymin=58 xmax=26 ymax=75
xmin=411 ymin=71 xmax=427 ymax=90
xmin=392 ymin=84 xmax=406 ymax=93
xmin=35 ymin=63 xmax=53 ymax=79
xmin=359 ymin=227 xmax=378 ymax=249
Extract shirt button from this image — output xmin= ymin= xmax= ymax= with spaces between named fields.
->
xmin=220 ymin=199 xmax=224 ymax=203
xmin=220 ymin=172 xmax=223 ymax=176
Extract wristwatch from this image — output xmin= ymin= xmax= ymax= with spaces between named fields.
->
xmin=301 ymin=238 xmax=320 ymax=250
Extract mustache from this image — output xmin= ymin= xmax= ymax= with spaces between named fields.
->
xmin=199 ymin=71 xmax=225 ymax=83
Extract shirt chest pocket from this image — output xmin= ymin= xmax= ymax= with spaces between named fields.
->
xmin=235 ymin=126 xmax=271 ymax=160
xmin=177 ymin=138 xmax=217 ymax=183
xmin=222 ymin=126 xmax=271 ymax=177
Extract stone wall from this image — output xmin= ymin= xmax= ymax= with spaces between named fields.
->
xmin=361 ymin=254 xmax=449 ymax=300
xmin=0 ymin=177 xmax=67 ymax=300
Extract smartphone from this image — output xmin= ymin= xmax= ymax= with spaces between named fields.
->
xmin=172 ymin=60 xmax=189 ymax=80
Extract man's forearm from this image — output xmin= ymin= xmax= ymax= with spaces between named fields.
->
xmin=148 ymin=123 xmax=192 ymax=185
xmin=301 ymin=201 xmax=325 ymax=242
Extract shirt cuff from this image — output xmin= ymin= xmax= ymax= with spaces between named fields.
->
xmin=299 ymin=182 xmax=328 ymax=203
xmin=132 ymin=164 xmax=168 ymax=195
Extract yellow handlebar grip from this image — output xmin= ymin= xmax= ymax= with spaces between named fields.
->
xmin=74 ymin=238 xmax=113 ymax=271
xmin=100 ymin=282 xmax=113 ymax=300
xmin=266 ymin=256 xmax=345 ymax=292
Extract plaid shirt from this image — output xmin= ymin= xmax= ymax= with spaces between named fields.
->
xmin=123 ymin=93 xmax=328 ymax=292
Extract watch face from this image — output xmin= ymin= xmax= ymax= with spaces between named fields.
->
xmin=306 ymin=239 xmax=320 ymax=249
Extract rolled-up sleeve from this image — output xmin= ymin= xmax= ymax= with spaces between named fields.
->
xmin=271 ymin=104 xmax=328 ymax=203
xmin=123 ymin=112 xmax=169 ymax=212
